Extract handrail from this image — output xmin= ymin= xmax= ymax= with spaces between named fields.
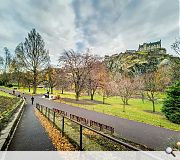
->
xmin=36 ymin=103 xmax=141 ymax=151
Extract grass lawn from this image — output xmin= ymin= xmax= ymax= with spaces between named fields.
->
xmin=56 ymin=92 xmax=180 ymax=131
xmin=1 ymin=86 xmax=179 ymax=131
xmin=0 ymin=90 xmax=20 ymax=130
xmin=0 ymin=90 xmax=14 ymax=98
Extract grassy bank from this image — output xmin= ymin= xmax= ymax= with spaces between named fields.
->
xmin=0 ymin=91 xmax=20 ymax=131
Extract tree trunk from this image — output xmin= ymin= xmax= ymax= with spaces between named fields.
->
xmin=33 ymin=85 xmax=36 ymax=94
xmin=122 ymin=97 xmax=126 ymax=112
xmin=141 ymin=92 xmax=144 ymax=103
xmin=123 ymin=104 xmax=126 ymax=112
xmin=91 ymin=93 xmax=94 ymax=100
xmin=125 ymin=98 xmax=129 ymax=105
xmin=28 ymin=85 xmax=31 ymax=92
xmin=50 ymin=87 xmax=53 ymax=94
xmin=152 ymin=100 xmax=155 ymax=112
xmin=103 ymin=95 xmax=105 ymax=104
xmin=61 ymin=88 xmax=64 ymax=94
xmin=75 ymin=92 xmax=80 ymax=101
xmin=33 ymin=70 xmax=37 ymax=94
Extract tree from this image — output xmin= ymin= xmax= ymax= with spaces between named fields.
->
xmin=156 ymin=64 xmax=171 ymax=92
xmin=162 ymin=81 xmax=180 ymax=124
xmin=59 ymin=49 xmax=97 ymax=101
xmin=9 ymin=58 xmax=22 ymax=88
xmin=87 ymin=62 xmax=107 ymax=100
xmin=44 ymin=65 xmax=57 ymax=94
xmin=101 ymin=80 xmax=116 ymax=104
xmin=15 ymin=29 xmax=50 ymax=94
xmin=143 ymin=73 xmax=158 ymax=112
xmin=0 ymin=56 xmax=3 ymax=69
xmin=171 ymin=38 xmax=180 ymax=56
xmin=143 ymin=67 xmax=171 ymax=113
xmin=56 ymin=68 xmax=71 ymax=94
xmin=4 ymin=47 xmax=11 ymax=73
xmin=136 ymin=75 xmax=145 ymax=103
xmin=0 ymin=47 xmax=12 ymax=85
xmin=115 ymin=75 xmax=139 ymax=112
xmin=170 ymin=58 xmax=180 ymax=84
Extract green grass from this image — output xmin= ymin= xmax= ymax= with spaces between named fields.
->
xmin=56 ymin=92 xmax=180 ymax=131
xmin=0 ymin=90 xmax=14 ymax=98
xmin=1 ymin=86 xmax=179 ymax=131
xmin=1 ymin=86 xmax=48 ymax=95
xmin=0 ymin=90 xmax=20 ymax=130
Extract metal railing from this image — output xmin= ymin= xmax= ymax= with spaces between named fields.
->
xmin=36 ymin=103 xmax=141 ymax=151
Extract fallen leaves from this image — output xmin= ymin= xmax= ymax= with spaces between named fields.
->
xmin=35 ymin=109 xmax=77 ymax=151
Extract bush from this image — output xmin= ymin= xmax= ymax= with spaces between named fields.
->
xmin=0 ymin=80 xmax=5 ymax=86
xmin=162 ymin=81 xmax=180 ymax=124
xmin=6 ymin=84 xmax=13 ymax=88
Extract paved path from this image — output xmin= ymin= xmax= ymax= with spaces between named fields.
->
xmin=1 ymin=88 xmax=179 ymax=150
xmin=3 ymin=90 xmax=55 ymax=151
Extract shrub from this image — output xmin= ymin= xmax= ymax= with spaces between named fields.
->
xmin=0 ymin=80 xmax=5 ymax=86
xmin=6 ymin=84 xmax=13 ymax=88
xmin=162 ymin=81 xmax=180 ymax=124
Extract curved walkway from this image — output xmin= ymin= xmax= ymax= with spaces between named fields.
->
xmin=3 ymin=91 xmax=55 ymax=151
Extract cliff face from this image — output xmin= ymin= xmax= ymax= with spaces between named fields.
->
xmin=104 ymin=50 xmax=180 ymax=76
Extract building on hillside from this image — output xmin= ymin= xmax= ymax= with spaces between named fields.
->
xmin=126 ymin=50 xmax=136 ymax=53
xmin=138 ymin=40 xmax=165 ymax=52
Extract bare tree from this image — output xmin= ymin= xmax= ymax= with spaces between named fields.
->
xmin=0 ymin=47 xmax=12 ymax=85
xmin=59 ymin=49 xmax=97 ymax=101
xmin=142 ymin=67 xmax=171 ymax=113
xmin=171 ymin=38 xmax=180 ymax=56
xmin=56 ymin=68 xmax=71 ymax=94
xmin=136 ymin=75 xmax=145 ymax=103
xmin=115 ymin=75 xmax=139 ymax=112
xmin=87 ymin=62 xmax=107 ymax=100
xmin=101 ymin=80 xmax=116 ymax=104
xmin=143 ymin=73 xmax=158 ymax=112
xmin=9 ymin=58 xmax=22 ymax=88
xmin=15 ymin=29 xmax=50 ymax=94
xmin=44 ymin=65 xmax=57 ymax=94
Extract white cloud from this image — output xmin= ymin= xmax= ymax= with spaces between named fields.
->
xmin=0 ymin=0 xmax=179 ymax=64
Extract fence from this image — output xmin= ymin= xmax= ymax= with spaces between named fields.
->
xmin=36 ymin=103 xmax=141 ymax=151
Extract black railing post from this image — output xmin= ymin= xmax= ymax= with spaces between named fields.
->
xmin=48 ymin=108 xmax=50 ymax=119
xmin=45 ymin=107 xmax=47 ymax=116
xmin=62 ymin=117 xmax=64 ymax=136
xmin=42 ymin=106 xmax=44 ymax=114
xmin=53 ymin=111 xmax=55 ymax=126
xmin=80 ymin=125 xmax=83 ymax=151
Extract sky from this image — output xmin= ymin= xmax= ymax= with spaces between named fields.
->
xmin=0 ymin=0 xmax=179 ymax=65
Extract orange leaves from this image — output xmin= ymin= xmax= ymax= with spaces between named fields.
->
xmin=35 ymin=109 xmax=77 ymax=151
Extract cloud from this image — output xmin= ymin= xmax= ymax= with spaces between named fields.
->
xmin=0 ymin=0 xmax=82 ymax=64
xmin=72 ymin=0 xmax=179 ymax=54
xmin=0 ymin=0 xmax=179 ymax=65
